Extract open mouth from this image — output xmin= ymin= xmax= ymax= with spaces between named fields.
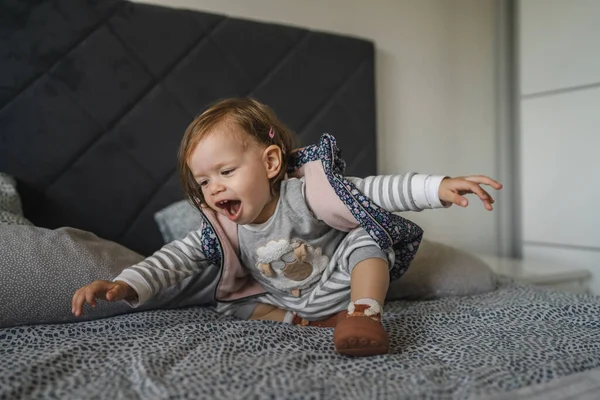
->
xmin=216 ymin=200 xmax=242 ymax=220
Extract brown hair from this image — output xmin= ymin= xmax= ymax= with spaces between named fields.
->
xmin=178 ymin=97 xmax=297 ymax=211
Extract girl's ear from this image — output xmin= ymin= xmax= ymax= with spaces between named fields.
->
xmin=262 ymin=145 xmax=282 ymax=179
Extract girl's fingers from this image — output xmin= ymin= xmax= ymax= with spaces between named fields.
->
xmin=106 ymin=285 xmax=120 ymax=301
xmin=446 ymin=192 xmax=469 ymax=207
xmin=443 ymin=177 xmax=501 ymax=211
xmin=460 ymin=182 xmax=494 ymax=210
xmin=450 ymin=182 xmax=495 ymax=210
xmin=85 ymin=290 xmax=97 ymax=308
xmin=473 ymin=186 xmax=495 ymax=211
xmin=469 ymin=185 xmax=490 ymax=201
xmin=479 ymin=189 xmax=494 ymax=206
xmin=72 ymin=291 xmax=78 ymax=316
xmin=72 ymin=281 xmax=116 ymax=316
xmin=72 ymin=289 xmax=80 ymax=314
xmin=483 ymin=199 xmax=493 ymax=211
xmin=73 ymin=291 xmax=85 ymax=317
xmin=462 ymin=175 xmax=503 ymax=190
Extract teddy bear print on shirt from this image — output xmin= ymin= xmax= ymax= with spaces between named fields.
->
xmin=255 ymin=240 xmax=329 ymax=296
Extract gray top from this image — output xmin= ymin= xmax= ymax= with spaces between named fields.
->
xmin=115 ymin=172 xmax=447 ymax=306
xmin=238 ymin=178 xmax=346 ymax=295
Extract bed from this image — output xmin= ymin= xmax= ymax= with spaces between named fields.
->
xmin=2 ymin=1 xmax=600 ymax=399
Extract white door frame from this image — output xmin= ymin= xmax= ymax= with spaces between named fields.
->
xmin=494 ymin=0 xmax=521 ymax=257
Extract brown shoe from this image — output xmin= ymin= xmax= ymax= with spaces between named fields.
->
xmin=333 ymin=305 xmax=389 ymax=357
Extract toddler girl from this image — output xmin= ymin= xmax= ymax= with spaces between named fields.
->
xmin=72 ymin=98 xmax=501 ymax=357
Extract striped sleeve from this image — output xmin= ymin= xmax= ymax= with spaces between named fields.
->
xmin=347 ymin=174 xmax=448 ymax=212
xmin=113 ymin=224 xmax=209 ymax=307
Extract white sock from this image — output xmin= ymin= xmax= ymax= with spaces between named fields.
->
xmin=283 ymin=311 xmax=296 ymax=324
xmin=348 ymin=298 xmax=383 ymax=317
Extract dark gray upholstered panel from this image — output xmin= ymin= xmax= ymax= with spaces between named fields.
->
xmin=0 ymin=0 xmax=376 ymax=255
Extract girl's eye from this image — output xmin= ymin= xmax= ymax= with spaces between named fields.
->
xmin=198 ymin=181 xmax=208 ymax=188
xmin=222 ymin=169 xmax=235 ymax=176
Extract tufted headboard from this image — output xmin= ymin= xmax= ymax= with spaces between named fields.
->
xmin=0 ymin=0 xmax=376 ymax=256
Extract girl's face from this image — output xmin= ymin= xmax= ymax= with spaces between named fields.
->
xmin=188 ymin=123 xmax=281 ymax=225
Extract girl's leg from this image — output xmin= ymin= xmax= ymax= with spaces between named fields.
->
xmin=334 ymin=257 xmax=391 ymax=357
xmin=350 ymin=257 xmax=390 ymax=304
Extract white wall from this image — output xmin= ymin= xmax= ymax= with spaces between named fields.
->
xmin=518 ymin=0 xmax=600 ymax=293
xmin=135 ymin=0 xmax=501 ymax=255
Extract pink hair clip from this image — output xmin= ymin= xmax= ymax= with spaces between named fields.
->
xmin=268 ymin=126 xmax=284 ymax=154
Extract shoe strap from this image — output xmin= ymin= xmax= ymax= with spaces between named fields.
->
xmin=347 ymin=304 xmax=381 ymax=321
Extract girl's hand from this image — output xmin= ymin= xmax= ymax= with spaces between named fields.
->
xmin=71 ymin=280 xmax=136 ymax=317
xmin=439 ymin=175 xmax=502 ymax=211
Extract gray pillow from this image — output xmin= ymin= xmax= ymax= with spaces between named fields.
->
xmin=387 ymin=238 xmax=497 ymax=300
xmin=0 ymin=173 xmax=33 ymax=226
xmin=155 ymin=201 xmax=497 ymax=300
xmin=0 ymin=225 xmax=220 ymax=328
xmin=154 ymin=200 xmax=203 ymax=242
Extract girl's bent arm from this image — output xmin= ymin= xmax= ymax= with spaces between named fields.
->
xmin=347 ymin=173 xmax=448 ymax=212
xmin=114 ymin=224 xmax=209 ymax=306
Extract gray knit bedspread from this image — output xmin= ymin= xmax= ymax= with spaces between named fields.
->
xmin=2 ymin=278 xmax=600 ymax=400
